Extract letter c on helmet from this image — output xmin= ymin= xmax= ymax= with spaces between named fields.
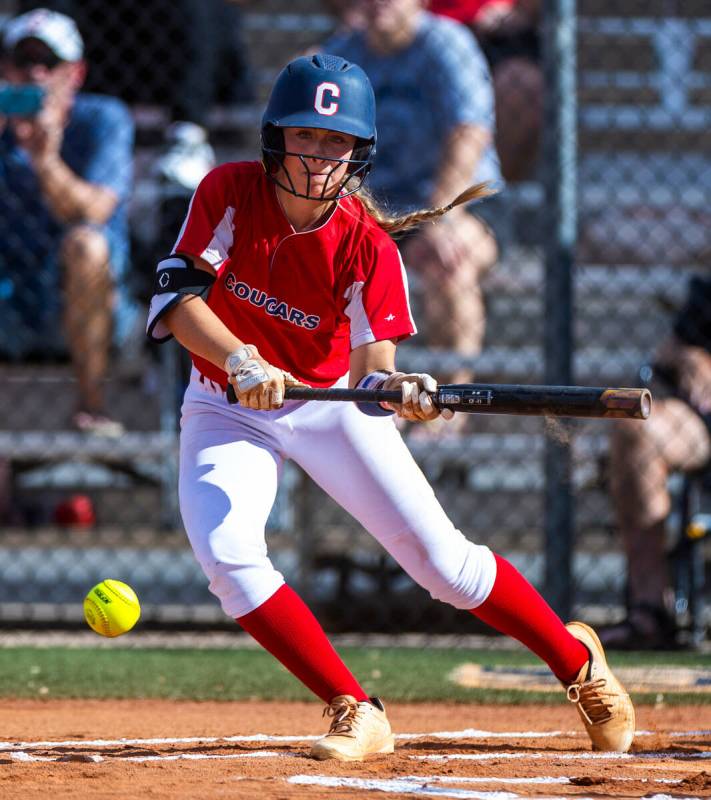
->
xmin=314 ymin=82 xmax=340 ymax=116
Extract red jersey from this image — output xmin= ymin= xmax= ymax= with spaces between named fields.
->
xmin=173 ymin=162 xmax=416 ymax=388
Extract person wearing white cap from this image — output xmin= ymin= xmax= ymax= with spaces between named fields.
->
xmin=3 ymin=7 xmax=84 ymax=63
xmin=0 ymin=8 xmax=138 ymax=436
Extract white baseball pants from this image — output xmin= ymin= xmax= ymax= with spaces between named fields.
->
xmin=179 ymin=368 xmax=496 ymax=619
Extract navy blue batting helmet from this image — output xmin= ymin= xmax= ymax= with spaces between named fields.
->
xmin=261 ymin=54 xmax=377 ymax=200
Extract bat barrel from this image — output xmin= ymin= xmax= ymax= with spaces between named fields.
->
xmin=601 ymin=387 xmax=652 ymax=419
xmin=435 ymin=384 xmax=651 ymax=419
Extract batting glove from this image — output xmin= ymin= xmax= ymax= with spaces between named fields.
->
xmin=224 ymin=346 xmax=302 ymax=410
xmin=381 ymin=372 xmax=455 ymax=422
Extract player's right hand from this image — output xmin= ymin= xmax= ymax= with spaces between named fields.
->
xmin=225 ymin=346 xmax=303 ymax=410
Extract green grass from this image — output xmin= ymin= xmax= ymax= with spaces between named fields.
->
xmin=1 ymin=646 xmax=709 ymax=704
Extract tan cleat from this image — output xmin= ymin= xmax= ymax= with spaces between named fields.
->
xmin=310 ymin=695 xmax=395 ymax=761
xmin=564 ymin=621 xmax=635 ymax=752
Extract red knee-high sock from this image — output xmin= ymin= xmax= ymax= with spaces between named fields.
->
xmin=471 ymin=553 xmax=589 ymax=683
xmin=236 ymin=584 xmax=368 ymax=703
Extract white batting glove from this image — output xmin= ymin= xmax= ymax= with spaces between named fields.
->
xmin=224 ymin=346 xmax=301 ymax=410
xmin=381 ymin=372 xmax=455 ymax=422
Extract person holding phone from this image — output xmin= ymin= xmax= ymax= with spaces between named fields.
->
xmin=0 ymin=82 xmax=46 ymax=116
xmin=0 ymin=8 xmax=138 ymax=435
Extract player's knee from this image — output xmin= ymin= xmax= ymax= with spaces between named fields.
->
xmin=428 ymin=543 xmax=496 ymax=609
xmin=193 ymin=538 xmax=284 ymax=618
xmin=208 ymin=560 xmax=285 ymax=619
xmin=61 ymin=225 xmax=110 ymax=272
xmin=410 ymin=536 xmax=497 ymax=610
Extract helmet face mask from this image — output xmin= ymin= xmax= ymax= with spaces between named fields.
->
xmin=262 ymin=125 xmax=373 ymax=201
xmin=261 ymin=55 xmax=377 ymax=200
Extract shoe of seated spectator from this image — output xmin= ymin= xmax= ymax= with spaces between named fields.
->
xmin=72 ymin=411 xmax=125 ymax=438
xmin=154 ymin=121 xmax=216 ymax=191
xmin=597 ymin=604 xmax=679 ymax=651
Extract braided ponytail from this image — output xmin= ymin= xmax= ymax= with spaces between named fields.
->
xmin=353 ymin=183 xmax=495 ymax=234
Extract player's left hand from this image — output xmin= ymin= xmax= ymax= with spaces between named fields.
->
xmin=381 ymin=372 xmax=455 ymax=422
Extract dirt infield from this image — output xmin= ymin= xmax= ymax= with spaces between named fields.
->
xmin=3 ymin=700 xmax=711 ymax=799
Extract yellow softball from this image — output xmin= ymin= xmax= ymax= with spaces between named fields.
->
xmin=83 ymin=579 xmax=141 ymax=638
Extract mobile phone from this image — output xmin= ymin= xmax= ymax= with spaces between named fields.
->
xmin=0 ymin=84 xmax=45 ymax=117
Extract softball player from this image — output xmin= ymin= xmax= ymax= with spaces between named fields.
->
xmin=147 ymin=55 xmax=634 ymax=761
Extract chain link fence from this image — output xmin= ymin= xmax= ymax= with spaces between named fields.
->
xmin=0 ymin=0 xmax=709 ymax=644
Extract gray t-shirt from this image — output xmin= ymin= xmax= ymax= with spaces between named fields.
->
xmin=323 ymin=11 xmax=503 ymax=212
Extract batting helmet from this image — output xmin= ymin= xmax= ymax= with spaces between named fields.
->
xmin=261 ymin=54 xmax=377 ymax=199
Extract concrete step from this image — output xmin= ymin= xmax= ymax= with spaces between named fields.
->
xmin=0 ymin=360 xmax=170 ymax=432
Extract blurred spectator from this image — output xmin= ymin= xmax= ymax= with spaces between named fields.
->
xmin=0 ymin=8 xmax=137 ymax=436
xmin=602 ymin=275 xmax=711 ymax=649
xmin=321 ymin=0 xmax=503 ymax=400
xmin=18 ymin=0 xmax=254 ymax=192
xmin=320 ymin=0 xmax=368 ymax=31
xmin=430 ymin=0 xmax=542 ymax=182
xmin=325 ymin=0 xmax=542 ymax=183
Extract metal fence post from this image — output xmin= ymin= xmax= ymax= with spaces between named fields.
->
xmin=542 ymin=0 xmax=578 ymax=618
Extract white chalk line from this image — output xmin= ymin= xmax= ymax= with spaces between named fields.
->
xmin=8 ymin=749 xmax=291 ymax=764
xmin=409 ymin=776 xmax=571 ymax=785
xmin=403 ymin=775 xmax=680 ymax=785
xmin=288 ymin=775 xmax=550 ymax=799
xmin=0 ymin=733 xmax=315 ymax=751
xmin=287 ymin=775 xmax=698 ymax=800
xmin=6 ymin=745 xmax=711 ymax=769
xmin=0 ymin=729 xmax=567 ymax=752
xmin=413 ymin=751 xmax=711 ymax=762
xmin=286 ymin=776 xmax=696 ymax=800
xmin=2 ymin=727 xmax=708 ymax=753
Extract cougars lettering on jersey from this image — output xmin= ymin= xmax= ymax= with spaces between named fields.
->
xmin=172 ymin=162 xmax=416 ymax=388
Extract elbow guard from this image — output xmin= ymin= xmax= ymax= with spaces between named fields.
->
xmin=146 ymin=255 xmax=216 ymax=342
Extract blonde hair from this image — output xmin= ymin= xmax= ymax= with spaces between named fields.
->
xmin=353 ymin=182 xmax=495 ymax=235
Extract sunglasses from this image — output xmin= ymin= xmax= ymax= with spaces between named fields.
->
xmin=9 ymin=42 xmax=63 ymax=71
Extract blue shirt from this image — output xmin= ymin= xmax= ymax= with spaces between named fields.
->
xmin=0 ymin=93 xmax=135 ymax=350
xmin=323 ymin=12 xmax=503 ymax=212
xmin=0 ymin=92 xmax=133 ymax=260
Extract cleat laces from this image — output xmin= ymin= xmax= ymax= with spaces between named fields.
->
xmin=323 ymin=697 xmax=361 ymax=738
xmin=566 ymin=677 xmax=614 ymax=726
